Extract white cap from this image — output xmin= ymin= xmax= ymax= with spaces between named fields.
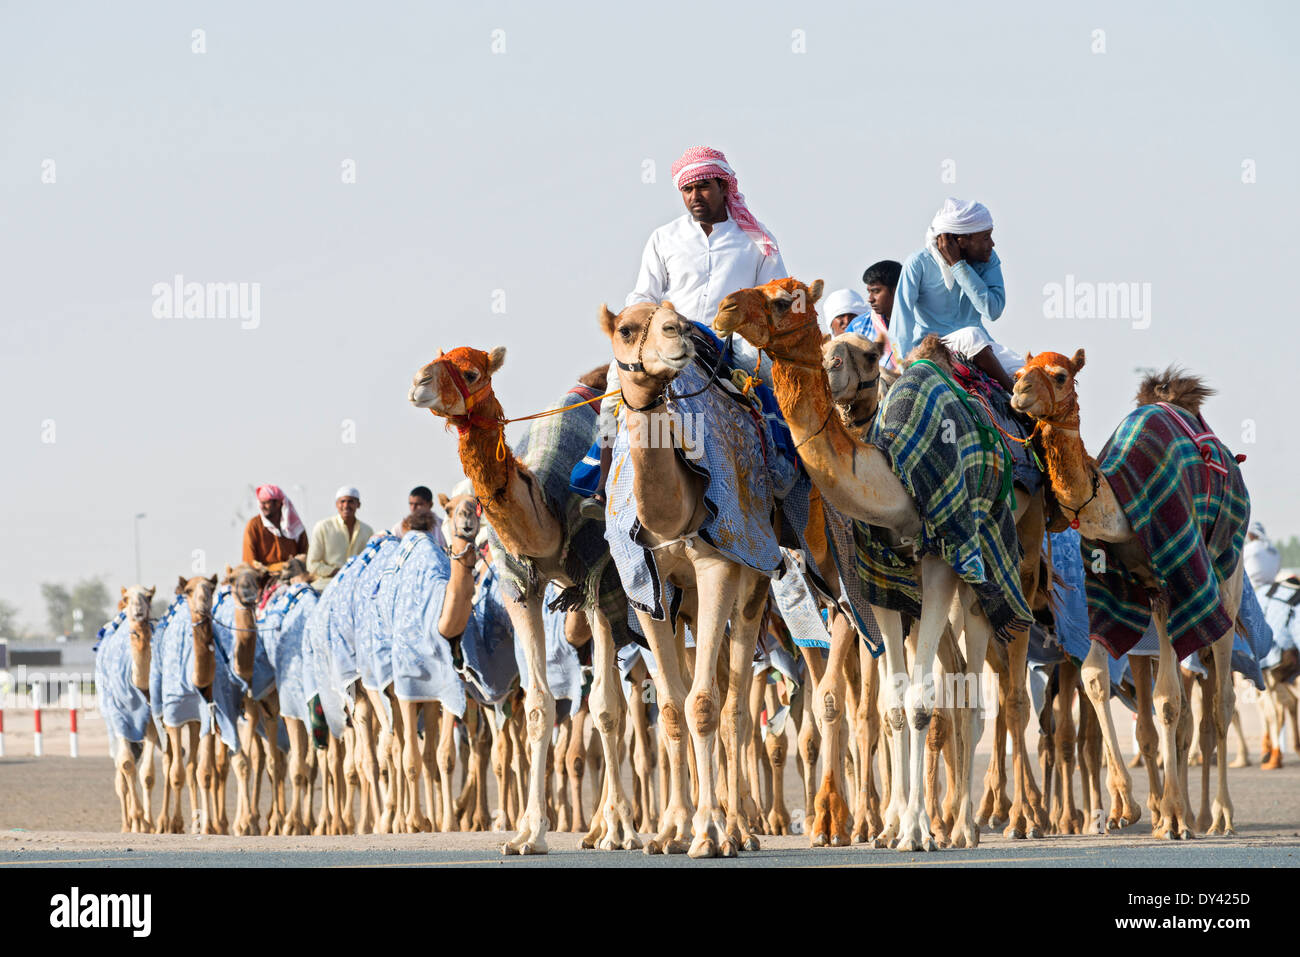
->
xmin=822 ymin=288 xmax=867 ymax=323
xmin=335 ymin=486 xmax=361 ymax=502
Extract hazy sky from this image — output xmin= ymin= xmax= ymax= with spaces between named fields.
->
xmin=2 ymin=1 xmax=1296 ymax=633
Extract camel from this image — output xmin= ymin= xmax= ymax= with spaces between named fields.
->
xmin=1011 ymin=352 xmax=1247 ymax=837
xmin=155 ymin=573 xmax=225 ymax=834
xmin=218 ymin=561 xmax=288 ymax=836
xmin=715 ymin=277 xmax=1026 ymax=851
xmin=599 ymin=301 xmax=779 ymax=857
xmin=410 ymin=348 xmax=639 ymax=854
xmin=97 ymin=585 xmax=161 ymax=832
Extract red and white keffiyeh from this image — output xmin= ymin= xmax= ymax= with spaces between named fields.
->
xmin=670 ymin=146 xmax=778 ymax=258
xmin=256 ymin=483 xmax=305 ymax=540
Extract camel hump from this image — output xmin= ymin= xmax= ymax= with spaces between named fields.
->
xmin=903 ymin=333 xmax=955 ymax=373
xmin=1135 ymin=366 xmax=1215 ymax=415
xmin=576 ymin=364 xmax=608 ymax=392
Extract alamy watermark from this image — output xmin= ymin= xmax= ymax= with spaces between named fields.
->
xmin=152 ymin=274 xmax=260 ymax=329
xmin=600 ymin=410 xmax=705 ymax=460
xmin=1042 ymin=275 xmax=1151 ymax=329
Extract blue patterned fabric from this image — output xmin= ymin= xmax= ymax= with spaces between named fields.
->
xmin=211 ymin=586 xmax=275 ymax=701
xmin=515 ymin=583 xmax=585 ymax=704
xmin=461 ymin=566 xmax=519 ymax=705
xmin=321 ymin=538 xmax=400 ymax=707
xmin=259 ymin=583 xmax=318 ymax=723
xmin=150 ymin=595 xmax=241 ymax=749
xmin=303 ymin=578 xmax=349 ymax=738
xmin=605 ymin=356 xmax=782 ymax=619
xmin=94 ymin=612 xmax=153 ymax=745
xmin=1126 ymin=583 xmax=1267 ymax=691
xmin=1257 ymin=579 xmax=1300 ymax=669
xmin=381 ymin=531 xmax=468 ymax=713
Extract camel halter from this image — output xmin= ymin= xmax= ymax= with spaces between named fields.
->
xmin=1016 ymin=365 xmax=1080 ymax=431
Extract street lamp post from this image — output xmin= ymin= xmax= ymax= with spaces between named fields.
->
xmin=133 ymin=512 xmax=147 ymax=583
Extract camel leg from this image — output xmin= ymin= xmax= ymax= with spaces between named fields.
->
xmin=113 ymin=738 xmax=136 ymax=833
xmin=136 ymin=732 xmax=158 ymax=833
xmin=1054 ymin=658 xmax=1082 ymax=835
xmin=1151 ymin=609 xmax=1192 ymax=839
xmin=157 ymin=730 xmax=175 ymax=834
xmin=977 ymin=644 xmax=1013 ymax=829
xmin=354 ymin=694 xmax=380 ymax=834
xmin=925 ymin=711 xmax=949 ymax=846
xmin=718 ymin=574 xmax=767 ymax=855
xmin=627 ymin=660 xmax=658 ymax=834
xmin=194 ymin=724 xmax=215 ymax=835
xmin=810 ymin=610 xmax=855 ymax=848
xmin=377 ymin=693 xmax=400 ymax=833
xmin=1003 ymin=626 xmax=1047 ymax=839
xmin=564 ymin=702 xmax=588 ymax=832
xmin=1229 ymin=701 xmax=1250 ymax=768
xmin=874 ymin=606 xmax=909 ymax=849
xmin=163 ymin=726 xmax=185 ymax=833
xmin=340 ymin=724 xmax=357 ymax=835
xmin=399 ymin=699 xmax=432 ymax=832
xmin=1080 ymin=641 xmax=1139 ymax=829
xmin=764 ymin=681 xmax=791 ymax=836
xmin=584 ymin=609 xmax=640 ymax=850
xmin=852 ymin=644 xmax=884 ymax=843
xmin=746 ymin=666 xmax=768 ymax=833
xmin=553 ymin=713 xmax=573 ymax=832
xmin=283 ymin=718 xmax=308 ymax=835
xmin=499 ymin=596 xmax=556 ymax=855
xmin=1129 ymin=655 xmax=1163 ymax=829
xmin=489 ymin=707 xmax=510 ymax=830
xmin=470 ymin=710 xmax=492 ymax=830
xmin=1207 ymin=640 xmax=1239 ymax=834
xmin=951 ymin=592 xmax=992 ymax=849
xmin=636 ymin=615 xmax=692 ymax=856
xmin=263 ymin=698 xmax=286 ymax=835
xmin=328 ymin=734 xmax=346 ymax=834
xmin=1076 ymin=688 xmax=1103 ymax=834
xmin=796 ymin=644 xmax=824 ymax=830
xmin=436 ymin=703 xmax=458 ymax=832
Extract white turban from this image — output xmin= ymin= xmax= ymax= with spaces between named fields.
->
xmin=926 ymin=197 xmax=994 ymax=290
xmin=1244 ymin=536 xmax=1280 ymax=588
xmin=335 ymin=485 xmax=361 ymax=502
xmin=822 ymin=288 xmax=867 ymax=325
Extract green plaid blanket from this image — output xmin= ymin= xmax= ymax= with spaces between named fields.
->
xmin=853 ymin=360 xmax=1031 ymax=639
xmin=1085 ymin=402 xmax=1250 ymax=660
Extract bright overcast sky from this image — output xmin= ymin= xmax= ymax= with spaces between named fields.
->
xmin=1 ymin=1 xmax=1295 ymax=632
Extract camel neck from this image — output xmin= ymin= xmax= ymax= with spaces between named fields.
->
xmin=1039 ymin=421 xmax=1103 ymax=516
xmin=439 ymin=536 xmax=478 ymax=639
xmin=456 ymin=393 xmax=515 ymax=502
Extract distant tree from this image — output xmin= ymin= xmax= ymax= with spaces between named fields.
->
xmin=0 ymin=599 xmax=20 ymax=639
xmin=40 ymin=578 xmax=113 ymax=638
xmin=1279 ymin=536 xmax=1300 ymax=571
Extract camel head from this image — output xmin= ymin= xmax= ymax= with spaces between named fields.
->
xmin=1011 ymin=349 xmax=1086 ymax=425
xmin=224 ymin=562 xmax=270 ymax=683
xmin=824 ymin=332 xmax=885 ymax=409
xmin=599 ymin=302 xmax=694 ymax=396
xmin=438 ymin=491 xmax=481 ymax=544
xmin=409 ymin=346 xmax=506 ymax=427
xmin=177 ymin=573 xmax=219 ymax=689
xmin=122 ymin=585 xmax=156 ymax=692
xmin=712 ymin=277 xmax=825 ymax=353
xmin=278 ymin=555 xmax=311 ymax=585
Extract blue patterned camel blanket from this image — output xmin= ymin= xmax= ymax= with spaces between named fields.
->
xmin=379 ymin=530 xmax=469 ymax=714
xmin=491 ymin=383 xmax=636 ymax=648
xmin=1257 ymin=579 xmax=1300 ymax=670
xmin=149 ymin=595 xmax=241 ymax=750
xmin=321 ymin=535 xmax=401 ymax=708
xmin=605 ymin=352 xmax=785 ymax=620
xmin=303 ymin=572 xmax=353 ymax=739
xmin=259 ymin=583 xmax=319 ymax=723
xmin=855 ymin=359 xmax=1031 ymax=638
xmin=1085 ymin=403 xmax=1250 ymax=660
xmin=94 ymin=612 xmax=153 ymax=745
xmin=462 ymin=565 xmax=519 ymax=705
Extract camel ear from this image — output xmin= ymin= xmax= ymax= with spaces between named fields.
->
xmin=874 ymin=331 xmax=889 ymax=355
xmin=176 ymin=576 xmax=188 ymax=595
xmin=598 ymin=304 xmax=618 ymax=338
xmin=207 ymin=573 xmax=218 ymax=586
xmin=146 ymin=586 xmax=156 ymax=600
xmin=438 ymin=493 xmax=451 ymax=509
xmin=486 ymin=347 xmax=506 ymax=375
xmin=1071 ymin=349 xmax=1086 ymax=372
xmin=223 ymin=563 xmax=234 ymax=581
xmin=1025 ymin=351 xmax=1034 ymax=363
xmin=807 ymin=279 xmax=824 ymax=304
xmin=121 ymin=586 xmax=128 ymax=598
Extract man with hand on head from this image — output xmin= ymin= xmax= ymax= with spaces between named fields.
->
xmin=242 ymin=484 xmax=308 ymax=572
xmin=307 ymin=485 xmax=374 ymax=588
xmin=893 ymin=197 xmax=1019 ymax=391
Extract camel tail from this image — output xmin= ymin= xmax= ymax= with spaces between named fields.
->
xmin=1135 ymin=366 xmax=1215 ymax=415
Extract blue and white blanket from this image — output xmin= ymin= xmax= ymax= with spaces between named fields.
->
xmin=303 ymin=577 xmax=350 ymax=739
xmin=259 ymin=583 xmax=318 ymax=723
xmin=322 ymin=537 xmax=401 ymax=709
xmin=379 ymin=530 xmax=468 ymax=714
xmin=94 ymin=612 xmax=153 ymax=746
xmin=606 ymin=355 xmax=783 ymax=620
xmin=353 ymin=535 xmax=404 ymax=695
xmin=1257 ymin=578 xmax=1300 ymax=670
xmin=149 ymin=595 xmax=241 ymax=750
xmin=462 ymin=566 xmax=519 ymax=705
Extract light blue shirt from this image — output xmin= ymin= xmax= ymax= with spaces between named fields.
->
xmin=893 ymin=247 xmax=1004 ymax=356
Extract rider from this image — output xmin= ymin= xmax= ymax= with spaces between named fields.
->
xmin=241 ymin=484 xmax=308 ymax=572
xmin=892 ymin=197 xmax=1020 ymax=392
xmin=583 ymin=145 xmax=788 ymax=515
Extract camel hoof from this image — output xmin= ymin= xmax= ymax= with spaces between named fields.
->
xmin=1229 ymin=756 xmax=1249 ymax=769
xmin=1004 ymin=825 xmax=1025 ymax=840
xmin=688 ymin=837 xmax=718 ymax=859
xmin=811 ymin=831 xmax=829 ymax=848
xmin=1027 ymin=825 xmax=1043 ymax=839
xmin=829 ymin=833 xmax=849 ymax=848
xmin=718 ymin=838 xmax=738 ymax=858
xmin=743 ymin=835 xmax=760 ymax=852
xmin=642 ymin=839 xmax=662 ymax=855
xmin=989 ymin=814 xmax=1008 ymax=830
xmin=1179 ymin=827 xmax=1194 ymax=841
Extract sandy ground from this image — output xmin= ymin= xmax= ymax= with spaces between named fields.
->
xmin=2 ymin=684 xmax=1298 ymax=856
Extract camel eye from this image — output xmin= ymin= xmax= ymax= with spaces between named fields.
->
xmin=464 ymin=370 xmax=478 ymax=382
xmin=773 ymin=298 xmax=791 ymax=313
xmin=618 ymin=326 xmax=633 ymax=339
xmin=1054 ymin=373 xmax=1066 ymax=384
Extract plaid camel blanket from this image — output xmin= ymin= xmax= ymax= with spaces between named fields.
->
xmin=854 ymin=360 xmax=1031 ymax=639
xmin=1085 ymin=402 xmax=1250 ymax=660
xmin=491 ymin=384 xmax=637 ymax=647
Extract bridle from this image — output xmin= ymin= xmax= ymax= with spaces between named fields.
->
xmin=436 ymin=354 xmax=503 ymax=435
xmin=1015 ymin=365 xmax=1080 ymax=431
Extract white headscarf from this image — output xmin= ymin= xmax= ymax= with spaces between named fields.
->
xmin=335 ymin=485 xmax=361 ymax=503
xmin=926 ymin=197 xmax=994 ymax=290
xmin=1244 ymin=526 xmax=1280 ymax=589
xmin=822 ymin=288 xmax=867 ymax=327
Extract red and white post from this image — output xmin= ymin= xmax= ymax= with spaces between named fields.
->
xmin=68 ymin=683 xmax=80 ymax=758
xmin=31 ymin=683 xmax=43 ymax=758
